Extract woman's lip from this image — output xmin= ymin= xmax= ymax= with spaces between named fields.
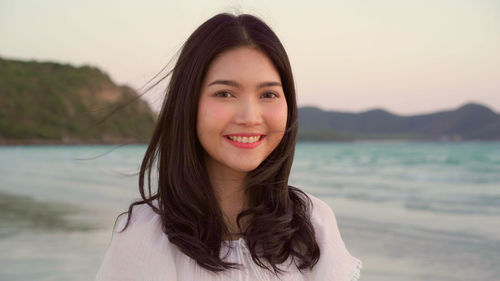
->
xmin=224 ymin=133 xmax=265 ymax=137
xmin=224 ymin=135 xmax=265 ymax=149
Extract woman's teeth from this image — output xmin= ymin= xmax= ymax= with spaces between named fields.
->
xmin=227 ymin=136 xmax=261 ymax=143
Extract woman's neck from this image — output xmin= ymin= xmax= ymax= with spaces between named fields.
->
xmin=206 ymin=159 xmax=249 ymax=239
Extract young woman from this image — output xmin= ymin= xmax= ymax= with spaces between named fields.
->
xmin=95 ymin=13 xmax=362 ymax=281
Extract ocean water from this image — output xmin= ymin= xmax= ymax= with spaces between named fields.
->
xmin=0 ymin=142 xmax=499 ymax=280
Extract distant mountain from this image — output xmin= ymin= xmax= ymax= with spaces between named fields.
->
xmin=0 ymin=57 xmax=156 ymax=144
xmin=298 ymin=103 xmax=500 ymax=141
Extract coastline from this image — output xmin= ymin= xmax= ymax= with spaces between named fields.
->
xmin=2 ymin=138 xmax=496 ymax=146
xmin=0 ymin=138 xmax=148 ymax=146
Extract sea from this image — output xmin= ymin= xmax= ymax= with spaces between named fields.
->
xmin=0 ymin=142 xmax=499 ymax=281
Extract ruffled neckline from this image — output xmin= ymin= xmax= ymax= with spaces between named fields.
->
xmin=222 ymin=237 xmax=247 ymax=248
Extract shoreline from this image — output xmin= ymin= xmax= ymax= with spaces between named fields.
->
xmin=2 ymin=139 xmax=498 ymax=146
xmin=0 ymin=138 xmax=148 ymax=146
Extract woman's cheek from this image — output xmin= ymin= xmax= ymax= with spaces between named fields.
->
xmin=199 ymin=99 xmax=233 ymax=132
xmin=204 ymin=100 xmax=231 ymax=122
xmin=263 ymin=101 xmax=288 ymax=136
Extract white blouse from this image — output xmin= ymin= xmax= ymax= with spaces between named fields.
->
xmin=95 ymin=192 xmax=362 ymax=281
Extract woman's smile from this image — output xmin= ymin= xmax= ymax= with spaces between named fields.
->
xmin=224 ymin=134 xmax=266 ymax=149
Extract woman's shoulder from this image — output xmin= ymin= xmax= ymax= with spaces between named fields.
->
xmin=299 ymin=191 xmax=339 ymax=243
xmin=95 ymin=200 xmax=178 ymax=280
xmin=299 ymin=190 xmax=363 ymax=281
xmin=302 ymin=191 xmax=334 ymax=217
xmin=113 ymin=200 xmax=161 ymax=233
xmin=299 ymin=191 xmax=342 ymax=243
xmin=111 ymin=200 xmax=173 ymax=256
xmin=293 ymin=189 xmax=337 ymax=226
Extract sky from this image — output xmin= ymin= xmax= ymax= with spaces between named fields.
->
xmin=1 ymin=0 xmax=499 ymax=115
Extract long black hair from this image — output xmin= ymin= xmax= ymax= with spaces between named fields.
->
xmin=118 ymin=12 xmax=320 ymax=276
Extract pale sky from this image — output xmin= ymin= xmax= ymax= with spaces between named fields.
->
xmin=1 ymin=0 xmax=499 ymax=115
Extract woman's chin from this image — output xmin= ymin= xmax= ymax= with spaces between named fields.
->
xmin=232 ymin=164 xmax=260 ymax=173
xmin=228 ymin=161 xmax=262 ymax=173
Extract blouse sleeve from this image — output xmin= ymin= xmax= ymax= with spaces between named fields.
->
xmin=94 ymin=203 xmax=178 ymax=281
xmin=305 ymin=193 xmax=362 ymax=281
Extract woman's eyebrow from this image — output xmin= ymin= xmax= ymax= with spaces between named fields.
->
xmin=207 ymin=80 xmax=282 ymax=89
xmin=208 ymin=80 xmax=240 ymax=87
xmin=257 ymin=81 xmax=282 ymax=88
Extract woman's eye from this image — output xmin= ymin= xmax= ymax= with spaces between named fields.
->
xmin=261 ymin=92 xmax=279 ymax=99
xmin=215 ymin=91 xmax=232 ymax=98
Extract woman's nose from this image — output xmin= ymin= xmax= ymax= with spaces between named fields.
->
xmin=234 ymin=97 xmax=263 ymax=126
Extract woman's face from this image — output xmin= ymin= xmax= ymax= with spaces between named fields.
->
xmin=197 ymin=46 xmax=288 ymax=174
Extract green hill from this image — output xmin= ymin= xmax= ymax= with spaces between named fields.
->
xmin=0 ymin=57 xmax=156 ymax=144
